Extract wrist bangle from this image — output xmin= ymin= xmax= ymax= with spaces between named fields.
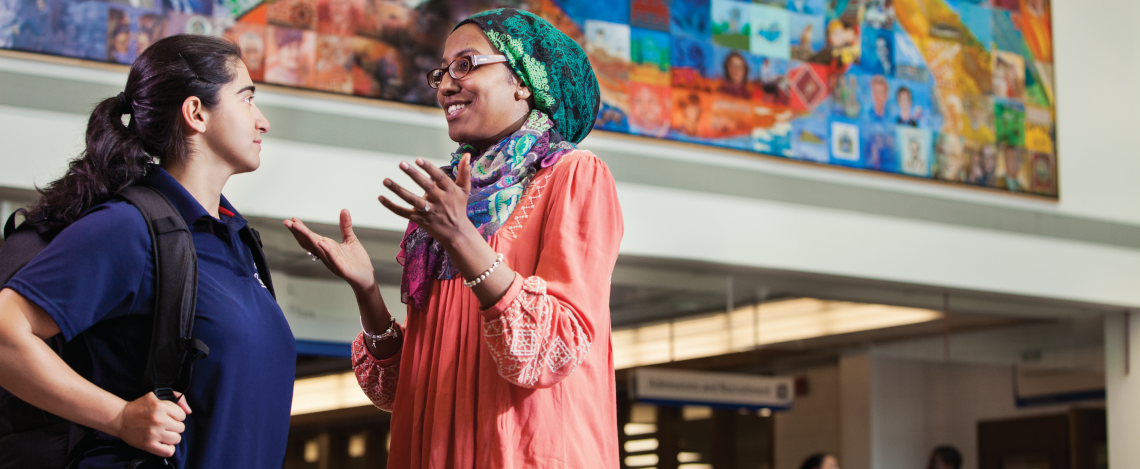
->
xmin=361 ymin=316 xmax=398 ymax=350
xmin=463 ymin=253 xmax=504 ymax=288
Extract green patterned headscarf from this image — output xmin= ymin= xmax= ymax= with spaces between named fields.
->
xmin=456 ymin=8 xmax=601 ymax=144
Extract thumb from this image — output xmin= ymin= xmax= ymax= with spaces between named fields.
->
xmin=457 ymin=153 xmax=472 ymax=194
xmin=340 ymin=209 xmax=356 ymax=243
xmin=176 ymin=393 xmax=192 ymax=415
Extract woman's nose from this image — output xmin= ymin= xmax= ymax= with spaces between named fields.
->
xmin=438 ymin=72 xmax=461 ymax=94
xmin=256 ymin=108 xmax=270 ymax=133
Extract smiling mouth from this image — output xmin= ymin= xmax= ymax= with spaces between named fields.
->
xmin=446 ymin=103 xmax=468 ymax=119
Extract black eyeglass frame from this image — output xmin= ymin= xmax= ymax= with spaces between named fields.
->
xmin=426 ymin=55 xmax=509 ymax=89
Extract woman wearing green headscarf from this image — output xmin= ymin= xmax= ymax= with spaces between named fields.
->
xmin=285 ymin=8 xmax=623 ymax=468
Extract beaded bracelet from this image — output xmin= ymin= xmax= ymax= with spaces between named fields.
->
xmin=463 ymin=253 xmax=504 ymax=288
xmin=361 ymin=316 xmax=398 ymax=349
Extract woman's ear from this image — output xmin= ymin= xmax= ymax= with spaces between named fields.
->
xmin=181 ymin=96 xmax=208 ymax=134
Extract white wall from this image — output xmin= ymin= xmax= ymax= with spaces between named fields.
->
xmin=4 ymin=97 xmax=1140 ymax=309
xmin=1051 ymin=0 xmax=1140 ymax=226
xmin=774 ymin=364 xmax=842 ymax=469
xmin=865 ymin=357 xmax=1084 ymax=469
xmin=614 ymin=181 xmax=1140 ymax=308
xmin=870 ymin=358 xmax=927 ymax=469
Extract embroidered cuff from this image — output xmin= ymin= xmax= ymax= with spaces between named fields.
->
xmin=480 ymin=273 xmax=524 ymax=319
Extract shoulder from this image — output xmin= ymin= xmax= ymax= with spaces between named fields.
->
xmin=54 ymin=199 xmax=150 ymax=251
xmin=74 ymin=199 xmax=149 ymax=236
xmin=554 ymin=149 xmax=606 ymax=169
xmin=549 ymin=150 xmax=615 ymax=185
xmin=542 ymin=149 xmax=622 ymax=217
xmin=8 ymin=199 xmax=153 ymax=339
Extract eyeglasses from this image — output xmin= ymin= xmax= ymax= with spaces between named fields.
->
xmin=426 ymin=55 xmax=508 ymax=89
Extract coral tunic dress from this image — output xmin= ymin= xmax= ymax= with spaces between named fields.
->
xmin=352 ymin=151 xmax=624 ymax=468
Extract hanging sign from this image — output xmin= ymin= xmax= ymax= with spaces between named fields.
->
xmin=630 ymin=368 xmax=794 ymax=410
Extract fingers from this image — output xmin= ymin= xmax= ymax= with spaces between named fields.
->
xmin=283 ymin=218 xmax=319 ymax=252
xmin=284 ymin=217 xmax=333 ymax=258
xmin=339 ymin=209 xmax=356 ymax=244
xmin=160 ymin=431 xmax=182 ymax=447
xmin=456 ymin=153 xmax=472 ymax=194
xmin=160 ymin=399 xmax=187 ymax=422
xmin=383 ymin=179 xmax=426 ymax=209
xmin=399 ymin=160 xmax=440 ymax=196
xmin=125 ymin=392 xmax=187 ymax=458
xmin=285 ymin=217 xmax=348 ymax=270
xmin=416 ymin=158 xmax=457 ymax=191
xmin=147 ymin=439 xmax=177 ymax=458
xmin=379 ymin=195 xmax=415 ymax=220
xmin=175 ymin=393 xmax=191 ymax=415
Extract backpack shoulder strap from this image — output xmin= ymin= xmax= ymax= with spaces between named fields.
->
xmin=0 ymin=214 xmax=49 ymax=287
xmin=2 ymin=210 xmax=19 ymax=239
xmin=239 ymin=226 xmax=275 ymax=299
xmin=117 ymin=186 xmax=206 ymax=401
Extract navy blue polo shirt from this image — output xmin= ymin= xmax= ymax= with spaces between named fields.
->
xmin=4 ymin=168 xmax=295 ymax=468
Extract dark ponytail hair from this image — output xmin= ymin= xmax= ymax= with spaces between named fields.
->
xmin=799 ymin=453 xmax=834 ymax=469
xmin=29 ymin=34 xmax=241 ymax=231
xmin=928 ymin=446 xmax=962 ymax=469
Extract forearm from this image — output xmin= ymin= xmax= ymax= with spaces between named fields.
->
xmin=353 ymin=282 xmax=402 ymax=359
xmin=0 ymin=297 xmax=126 ymax=437
xmin=444 ymin=225 xmax=515 ymax=309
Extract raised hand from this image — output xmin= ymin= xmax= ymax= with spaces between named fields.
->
xmin=378 ymin=154 xmax=517 ymax=309
xmin=283 ymin=209 xmax=377 ymax=291
xmin=379 ymin=154 xmax=474 ymax=246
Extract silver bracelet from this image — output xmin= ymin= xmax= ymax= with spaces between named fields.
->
xmin=463 ymin=253 xmax=504 ymax=288
xmin=361 ymin=316 xmax=398 ymax=349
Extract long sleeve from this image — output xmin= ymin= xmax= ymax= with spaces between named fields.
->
xmin=351 ymin=328 xmax=403 ymax=411
xmin=480 ymin=153 xmax=624 ymax=389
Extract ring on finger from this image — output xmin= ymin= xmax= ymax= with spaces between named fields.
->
xmin=307 ymin=251 xmax=320 ymax=262
xmin=417 ymin=199 xmax=431 ymax=213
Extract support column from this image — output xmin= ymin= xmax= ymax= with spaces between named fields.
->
xmin=709 ymin=409 xmax=737 ymax=469
xmin=1105 ymin=311 xmax=1140 ymax=467
xmin=656 ymin=406 xmax=680 ymax=469
xmin=839 ymin=354 xmax=871 ymax=469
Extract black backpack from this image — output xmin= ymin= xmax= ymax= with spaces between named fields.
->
xmin=0 ymin=185 xmax=276 ymax=468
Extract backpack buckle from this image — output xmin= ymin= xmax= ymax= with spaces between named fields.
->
xmin=153 ymin=388 xmax=177 ymax=402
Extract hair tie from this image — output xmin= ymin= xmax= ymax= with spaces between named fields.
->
xmin=117 ymin=92 xmax=133 ymax=115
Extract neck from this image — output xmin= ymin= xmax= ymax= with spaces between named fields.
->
xmin=162 ymin=150 xmax=232 ymax=219
xmin=471 ymin=111 xmax=530 ymax=153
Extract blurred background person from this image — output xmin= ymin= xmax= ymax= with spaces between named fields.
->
xmin=800 ymin=452 xmax=841 ymax=469
xmin=928 ymin=445 xmax=963 ymax=469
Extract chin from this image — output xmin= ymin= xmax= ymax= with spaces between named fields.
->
xmin=235 ymin=156 xmax=260 ymax=174
xmin=447 ymin=121 xmax=471 ymax=141
xmin=447 ymin=126 xmax=481 ymax=145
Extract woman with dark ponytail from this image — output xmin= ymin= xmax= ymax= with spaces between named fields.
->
xmin=800 ymin=452 xmax=841 ymax=469
xmin=0 ymin=34 xmax=293 ymax=467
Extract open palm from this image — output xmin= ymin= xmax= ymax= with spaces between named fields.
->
xmin=283 ymin=209 xmax=377 ymax=291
